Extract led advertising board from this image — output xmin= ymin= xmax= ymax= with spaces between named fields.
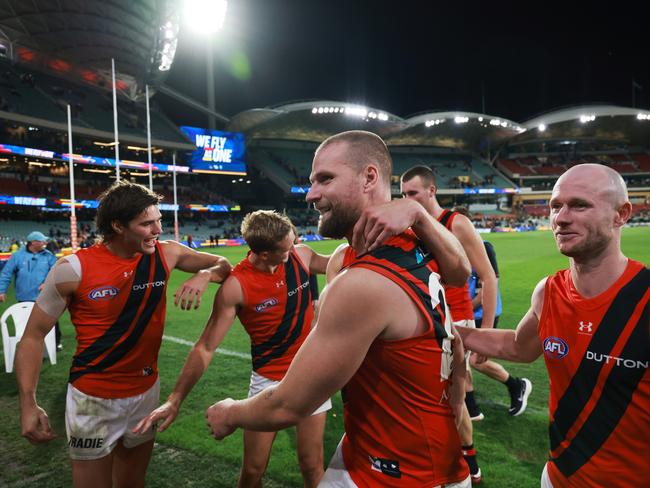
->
xmin=180 ymin=126 xmax=246 ymax=175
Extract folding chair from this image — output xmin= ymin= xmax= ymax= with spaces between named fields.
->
xmin=1 ymin=302 xmax=57 ymax=373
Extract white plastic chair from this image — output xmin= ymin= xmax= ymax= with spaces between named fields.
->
xmin=1 ymin=302 xmax=57 ymax=373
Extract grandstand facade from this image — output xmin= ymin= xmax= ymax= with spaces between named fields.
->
xmin=2 ymin=8 xmax=650 ymax=252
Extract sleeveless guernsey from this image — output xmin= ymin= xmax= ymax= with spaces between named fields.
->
xmin=68 ymin=242 xmax=169 ymax=398
xmin=339 ymin=231 xmax=469 ymax=487
xmin=231 ymin=249 xmax=313 ymax=381
xmin=437 ymin=210 xmax=474 ymax=321
xmin=539 ymin=260 xmax=650 ymax=487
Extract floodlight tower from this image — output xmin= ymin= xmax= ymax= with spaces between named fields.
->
xmin=184 ymin=0 xmax=228 ymax=130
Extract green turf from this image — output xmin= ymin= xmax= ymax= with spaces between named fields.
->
xmin=0 ymin=229 xmax=648 ymax=486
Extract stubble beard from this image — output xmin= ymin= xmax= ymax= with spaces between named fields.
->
xmin=557 ymin=226 xmax=610 ymax=260
xmin=318 ymin=203 xmax=360 ymax=239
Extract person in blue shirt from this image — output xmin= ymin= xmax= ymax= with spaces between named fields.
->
xmin=0 ymin=231 xmax=61 ymax=348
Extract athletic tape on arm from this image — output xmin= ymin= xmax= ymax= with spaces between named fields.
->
xmin=36 ymin=255 xmax=81 ymax=318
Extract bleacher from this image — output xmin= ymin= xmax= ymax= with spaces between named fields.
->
xmin=392 ymin=150 xmax=513 ymax=189
xmin=499 ymin=152 xmax=650 ymax=181
xmin=0 ymin=58 xmax=187 ymax=144
xmin=247 ymin=141 xmax=514 ymax=191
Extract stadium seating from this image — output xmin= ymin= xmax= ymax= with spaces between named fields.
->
xmin=0 ymin=58 xmax=186 ymax=144
xmin=633 ymin=154 xmax=650 ymax=172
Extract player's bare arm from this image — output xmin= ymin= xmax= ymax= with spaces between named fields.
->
xmin=458 ymin=278 xmax=547 ymax=363
xmin=352 ymin=198 xmax=470 ymax=286
xmin=160 ymin=240 xmax=232 ymax=310
xmin=294 ymin=244 xmax=330 ymax=275
xmin=452 ymin=214 xmax=497 ymax=328
xmin=16 ymin=258 xmax=79 ymax=445
xmin=134 ymin=276 xmax=242 ymax=434
xmin=325 ymin=243 xmax=348 ymax=283
xmin=449 ymin=326 xmax=467 ymax=427
xmin=205 ymin=267 xmax=409 ymax=439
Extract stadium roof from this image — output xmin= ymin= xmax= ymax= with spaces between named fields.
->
xmin=508 ymin=105 xmax=650 ymax=147
xmin=385 ymin=111 xmax=525 ymax=151
xmin=228 ymin=100 xmax=408 ymax=142
xmin=0 ymin=0 xmax=179 ymax=90
xmin=229 ymin=102 xmax=525 ymax=154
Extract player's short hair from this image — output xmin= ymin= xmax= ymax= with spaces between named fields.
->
xmin=316 ymin=130 xmax=392 ymax=188
xmin=241 ymin=210 xmax=294 ymax=254
xmin=95 ymin=180 xmax=163 ymax=241
xmin=401 ymin=165 xmax=436 ymax=187
xmin=451 ymin=205 xmax=471 ymax=218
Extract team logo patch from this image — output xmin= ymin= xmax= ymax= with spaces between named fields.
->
xmin=88 ymin=286 xmax=119 ymax=301
xmin=578 ymin=321 xmax=593 ymax=334
xmin=255 ymin=297 xmax=278 ymax=312
xmin=368 ymin=455 xmax=401 ymax=478
xmin=543 ymin=336 xmax=569 ymax=359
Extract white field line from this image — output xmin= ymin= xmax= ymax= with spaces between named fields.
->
xmin=163 ymin=334 xmax=250 ymax=360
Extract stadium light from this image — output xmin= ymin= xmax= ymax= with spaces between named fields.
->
xmin=184 ymin=0 xmax=228 ymax=34
xmin=538 ymin=124 xmax=546 ymax=132
xmin=182 ymin=0 xmax=228 ymax=129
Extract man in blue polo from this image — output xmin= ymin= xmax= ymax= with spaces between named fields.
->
xmin=0 ymin=231 xmax=61 ymax=348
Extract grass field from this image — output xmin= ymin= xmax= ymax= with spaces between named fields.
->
xmin=1 ymin=227 xmax=648 ymax=487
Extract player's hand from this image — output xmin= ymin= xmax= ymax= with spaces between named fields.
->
xmin=20 ymin=404 xmax=56 ymax=445
xmin=352 ymin=199 xmax=422 ymax=254
xmin=0 ymin=293 xmax=6 ymax=302
xmin=133 ymin=400 xmax=179 ymax=434
xmin=205 ymin=398 xmax=237 ymax=440
xmin=174 ymin=270 xmax=211 ymax=310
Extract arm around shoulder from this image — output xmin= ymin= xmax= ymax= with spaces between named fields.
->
xmin=161 ymin=240 xmax=231 ymax=281
xmin=458 ymin=277 xmax=546 ymax=363
xmin=295 ymin=244 xmax=330 ymax=275
xmin=411 ymin=206 xmax=470 ymax=286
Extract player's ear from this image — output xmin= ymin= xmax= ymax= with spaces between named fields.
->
xmin=362 ymin=164 xmax=379 ymax=192
xmin=614 ymin=201 xmax=632 ymax=227
xmin=111 ymin=220 xmax=125 ymax=235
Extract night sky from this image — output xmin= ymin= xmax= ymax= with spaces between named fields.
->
xmin=158 ymin=1 xmax=649 ymax=127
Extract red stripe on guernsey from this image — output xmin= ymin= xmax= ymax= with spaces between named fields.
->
xmin=68 ymin=242 xmax=169 ymax=398
xmin=437 ymin=210 xmax=474 ymax=321
xmin=539 ymin=260 xmax=650 ymax=487
xmin=232 ymin=249 xmax=313 ymax=380
xmin=340 ymin=232 xmax=468 ymax=487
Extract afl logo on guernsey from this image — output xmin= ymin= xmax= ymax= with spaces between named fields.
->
xmin=255 ymin=297 xmax=278 ymax=312
xmin=88 ymin=286 xmax=119 ymax=301
xmin=544 ymin=336 xmax=569 ymax=359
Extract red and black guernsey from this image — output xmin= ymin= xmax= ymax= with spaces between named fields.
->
xmin=539 ymin=259 xmax=650 ymax=487
xmin=68 ymin=242 xmax=169 ymax=399
xmin=437 ymin=210 xmax=474 ymax=321
xmin=339 ymin=231 xmax=469 ymax=487
xmin=232 ymin=249 xmax=313 ymax=381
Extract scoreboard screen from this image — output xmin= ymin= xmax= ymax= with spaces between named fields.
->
xmin=180 ymin=126 xmax=247 ymax=175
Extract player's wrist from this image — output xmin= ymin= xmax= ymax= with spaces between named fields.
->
xmin=19 ymin=393 xmax=38 ymax=410
xmin=166 ymin=393 xmax=183 ymax=409
xmin=408 ymin=202 xmax=428 ymax=231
